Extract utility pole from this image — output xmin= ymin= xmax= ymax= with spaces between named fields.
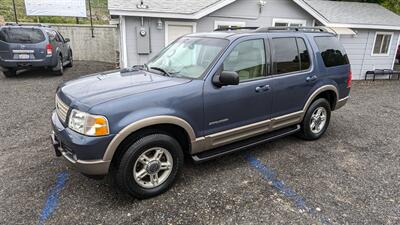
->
xmin=88 ymin=0 xmax=94 ymax=38
xmin=12 ymin=0 xmax=18 ymax=24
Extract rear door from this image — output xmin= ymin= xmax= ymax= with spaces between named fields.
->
xmin=0 ymin=27 xmax=47 ymax=61
xmin=266 ymin=33 xmax=316 ymax=118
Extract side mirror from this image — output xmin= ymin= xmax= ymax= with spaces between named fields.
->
xmin=64 ymin=38 xmax=70 ymax=43
xmin=213 ymin=71 xmax=239 ymax=87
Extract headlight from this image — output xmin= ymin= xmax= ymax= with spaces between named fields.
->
xmin=68 ymin=109 xmax=110 ymax=136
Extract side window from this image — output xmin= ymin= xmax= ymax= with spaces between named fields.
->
xmin=314 ymin=36 xmax=349 ymax=68
xmin=297 ymin=38 xmax=311 ymax=71
xmin=52 ymin=31 xmax=61 ymax=42
xmin=223 ymin=39 xmax=266 ymax=82
xmin=56 ymin=32 xmax=65 ymax=42
xmin=272 ymin=37 xmax=299 ymax=74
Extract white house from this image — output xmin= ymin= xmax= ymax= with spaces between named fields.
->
xmin=108 ymin=0 xmax=400 ymax=80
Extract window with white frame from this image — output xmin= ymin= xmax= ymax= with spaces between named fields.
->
xmin=272 ymin=18 xmax=307 ymax=27
xmin=214 ymin=21 xmax=246 ymax=30
xmin=372 ymin=32 xmax=393 ymax=56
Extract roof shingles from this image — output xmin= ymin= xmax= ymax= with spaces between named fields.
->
xmin=304 ymin=0 xmax=400 ymax=27
xmin=108 ymin=0 xmax=226 ymax=14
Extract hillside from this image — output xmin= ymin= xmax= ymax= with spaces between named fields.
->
xmin=0 ymin=0 xmax=109 ymax=24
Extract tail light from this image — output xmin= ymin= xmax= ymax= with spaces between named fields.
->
xmin=347 ymin=69 xmax=352 ymax=88
xmin=46 ymin=43 xmax=53 ymax=55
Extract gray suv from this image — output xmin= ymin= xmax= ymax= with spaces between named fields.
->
xmin=0 ymin=24 xmax=73 ymax=77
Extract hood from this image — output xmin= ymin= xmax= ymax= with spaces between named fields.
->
xmin=58 ymin=69 xmax=190 ymax=109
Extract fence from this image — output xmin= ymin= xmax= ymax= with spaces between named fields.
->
xmin=52 ymin=24 xmax=119 ymax=64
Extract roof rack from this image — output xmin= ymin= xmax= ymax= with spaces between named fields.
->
xmin=255 ymin=26 xmax=329 ymax=33
xmin=214 ymin=27 xmax=259 ymax=32
xmin=214 ymin=26 xmax=335 ymax=34
xmin=4 ymin=23 xmax=51 ymax=27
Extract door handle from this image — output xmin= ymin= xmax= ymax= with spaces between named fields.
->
xmin=255 ymin=85 xmax=270 ymax=93
xmin=306 ymin=75 xmax=318 ymax=82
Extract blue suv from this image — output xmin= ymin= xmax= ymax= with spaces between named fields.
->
xmin=51 ymin=27 xmax=351 ymax=198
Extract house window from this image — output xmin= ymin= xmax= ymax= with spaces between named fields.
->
xmin=372 ymin=32 xmax=393 ymax=56
xmin=272 ymin=18 xmax=307 ymax=27
xmin=214 ymin=21 xmax=246 ymax=30
xmin=165 ymin=21 xmax=197 ymax=46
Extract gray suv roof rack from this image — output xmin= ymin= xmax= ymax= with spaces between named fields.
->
xmin=4 ymin=23 xmax=51 ymax=27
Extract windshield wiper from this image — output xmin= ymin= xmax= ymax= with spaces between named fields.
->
xmin=150 ymin=67 xmax=171 ymax=77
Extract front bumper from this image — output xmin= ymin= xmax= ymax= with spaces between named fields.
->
xmin=51 ymin=111 xmax=115 ymax=176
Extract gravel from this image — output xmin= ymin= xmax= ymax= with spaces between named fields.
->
xmin=0 ymin=64 xmax=399 ymax=225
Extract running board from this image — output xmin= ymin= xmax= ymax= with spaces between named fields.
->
xmin=192 ymin=125 xmax=300 ymax=163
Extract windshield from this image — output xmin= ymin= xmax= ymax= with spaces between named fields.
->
xmin=147 ymin=37 xmax=228 ymax=79
xmin=0 ymin=28 xmax=45 ymax=44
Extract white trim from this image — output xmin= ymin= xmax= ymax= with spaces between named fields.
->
xmin=371 ymin=32 xmax=394 ymax=57
xmin=391 ymin=34 xmax=400 ymax=69
xmin=164 ymin=21 xmax=197 ymax=46
xmin=214 ymin=20 xmax=246 ymax=30
xmin=272 ymin=18 xmax=307 ymax=27
xmin=120 ymin=16 xmax=128 ymax=68
xmin=292 ymin=0 xmax=330 ymax=25
xmin=109 ymin=0 xmax=236 ymax=20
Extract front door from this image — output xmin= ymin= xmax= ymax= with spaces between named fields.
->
xmin=203 ymin=37 xmax=272 ymax=147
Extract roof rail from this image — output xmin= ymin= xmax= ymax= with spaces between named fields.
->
xmin=4 ymin=23 xmax=51 ymax=27
xmin=255 ymin=26 xmax=329 ymax=33
xmin=214 ymin=27 xmax=259 ymax=32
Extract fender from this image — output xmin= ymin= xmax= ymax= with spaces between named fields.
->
xmin=103 ymin=116 xmax=196 ymax=162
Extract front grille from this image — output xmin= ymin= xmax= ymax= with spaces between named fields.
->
xmin=55 ymin=94 xmax=69 ymax=124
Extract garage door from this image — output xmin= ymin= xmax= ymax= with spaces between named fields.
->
xmin=165 ymin=22 xmax=196 ymax=46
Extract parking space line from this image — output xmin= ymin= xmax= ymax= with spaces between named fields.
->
xmin=37 ymin=171 xmax=69 ymax=225
xmin=245 ymin=154 xmax=334 ymax=225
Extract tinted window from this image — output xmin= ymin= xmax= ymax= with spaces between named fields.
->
xmin=314 ymin=36 xmax=349 ymax=67
xmin=272 ymin=37 xmax=299 ymax=74
xmin=297 ymin=38 xmax=311 ymax=70
xmin=0 ymin=28 xmax=45 ymax=44
xmin=223 ymin=39 xmax=266 ymax=81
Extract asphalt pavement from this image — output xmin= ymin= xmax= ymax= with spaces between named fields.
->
xmin=0 ymin=62 xmax=399 ymax=225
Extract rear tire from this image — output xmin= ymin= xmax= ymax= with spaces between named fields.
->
xmin=298 ymin=98 xmax=331 ymax=140
xmin=53 ymin=56 xmax=64 ymax=76
xmin=116 ymin=133 xmax=184 ymax=199
xmin=3 ymin=69 xmax=17 ymax=77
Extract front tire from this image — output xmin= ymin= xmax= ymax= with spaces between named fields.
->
xmin=116 ymin=133 xmax=184 ymax=199
xmin=298 ymin=98 xmax=331 ymax=140
xmin=66 ymin=51 xmax=73 ymax=68
xmin=53 ymin=56 xmax=64 ymax=76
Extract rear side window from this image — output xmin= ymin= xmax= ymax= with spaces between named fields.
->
xmin=314 ymin=36 xmax=349 ymax=68
xmin=271 ymin=37 xmax=311 ymax=75
xmin=0 ymin=28 xmax=45 ymax=44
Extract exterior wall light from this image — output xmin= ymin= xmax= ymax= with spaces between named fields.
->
xmin=157 ymin=18 xmax=163 ymax=30
xmin=137 ymin=0 xmax=149 ymax=9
